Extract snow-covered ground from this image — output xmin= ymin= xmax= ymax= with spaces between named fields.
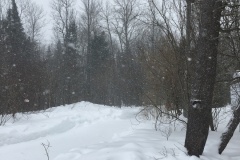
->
xmin=0 ymin=102 xmax=239 ymax=160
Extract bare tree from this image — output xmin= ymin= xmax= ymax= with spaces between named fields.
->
xmin=80 ymin=0 xmax=101 ymax=100
xmin=100 ymin=2 xmax=118 ymax=105
xmin=17 ymin=0 xmax=46 ymax=41
xmin=112 ymin=0 xmax=145 ymax=106
xmin=112 ymin=0 xmax=140 ymax=54
xmin=143 ymin=0 xmax=190 ymax=115
xmin=100 ymin=2 xmax=114 ymax=56
xmin=51 ymin=0 xmax=76 ymax=41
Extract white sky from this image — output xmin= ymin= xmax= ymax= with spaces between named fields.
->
xmin=31 ymin=0 xmax=52 ymax=43
xmin=31 ymin=0 xmax=84 ymax=44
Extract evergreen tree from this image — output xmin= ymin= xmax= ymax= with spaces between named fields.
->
xmin=53 ymin=40 xmax=64 ymax=106
xmin=4 ymin=0 xmax=28 ymax=115
xmin=63 ymin=19 xmax=80 ymax=104
xmin=1 ymin=0 xmax=44 ymax=114
xmin=0 ymin=17 xmax=9 ymax=115
xmin=90 ymin=31 xmax=112 ymax=104
xmin=117 ymin=51 xmax=144 ymax=106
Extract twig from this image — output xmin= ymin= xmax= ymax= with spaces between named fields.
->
xmin=41 ymin=141 xmax=51 ymax=160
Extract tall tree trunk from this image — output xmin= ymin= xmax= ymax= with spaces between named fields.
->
xmin=86 ymin=0 xmax=92 ymax=101
xmin=184 ymin=0 xmax=192 ymax=118
xmin=219 ymin=105 xmax=240 ymax=154
xmin=184 ymin=0 xmax=223 ymax=157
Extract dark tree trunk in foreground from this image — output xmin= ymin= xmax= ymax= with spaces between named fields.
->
xmin=219 ymin=106 xmax=240 ymax=154
xmin=185 ymin=0 xmax=223 ymax=157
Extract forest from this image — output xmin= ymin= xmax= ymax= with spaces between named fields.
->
xmin=0 ymin=0 xmax=240 ymax=158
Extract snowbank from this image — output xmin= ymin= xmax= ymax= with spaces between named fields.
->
xmin=0 ymin=102 xmax=239 ymax=160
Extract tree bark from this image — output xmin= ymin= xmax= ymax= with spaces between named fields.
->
xmin=219 ymin=106 xmax=240 ymax=154
xmin=184 ymin=0 xmax=223 ymax=157
xmin=184 ymin=0 xmax=192 ymax=119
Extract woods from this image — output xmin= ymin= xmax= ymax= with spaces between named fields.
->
xmin=0 ymin=0 xmax=240 ymax=158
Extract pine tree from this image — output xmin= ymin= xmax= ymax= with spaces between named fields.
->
xmin=0 ymin=17 xmax=9 ymax=115
xmin=63 ymin=19 xmax=80 ymax=104
xmin=53 ymin=40 xmax=64 ymax=106
xmin=4 ymin=0 xmax=27 ymax=115
xmin=90 ymin=31 xmax=112 ymax=104
xmin=3 ymin=0 xmax=44 ymax=114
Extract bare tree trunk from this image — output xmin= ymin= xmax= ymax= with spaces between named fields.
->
xmin=219 ymin=106 xmax=240 ymax=154
xmin=81 ymin=0 xmax=100 ymax=101
xmin=86 ymin=0 xmax=92 ymax=101
xmin=184 ymin=0 xmax=223 ymax=157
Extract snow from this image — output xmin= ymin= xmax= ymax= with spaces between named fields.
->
xmin=231 ymin=71 xmax=240 ymax=106
xmin=193 ymin=104 xmax=197 ymax=109
xmin=233 ymin=71 xmax=240 ymax=79
xmin=0 ymin=102 xmax=239 ymax=160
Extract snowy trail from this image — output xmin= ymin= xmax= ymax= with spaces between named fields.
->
xmin=0 ymin=102 xmax=145 ymax=160
xmin=0 ymin=102 xmax=240 ymax=160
